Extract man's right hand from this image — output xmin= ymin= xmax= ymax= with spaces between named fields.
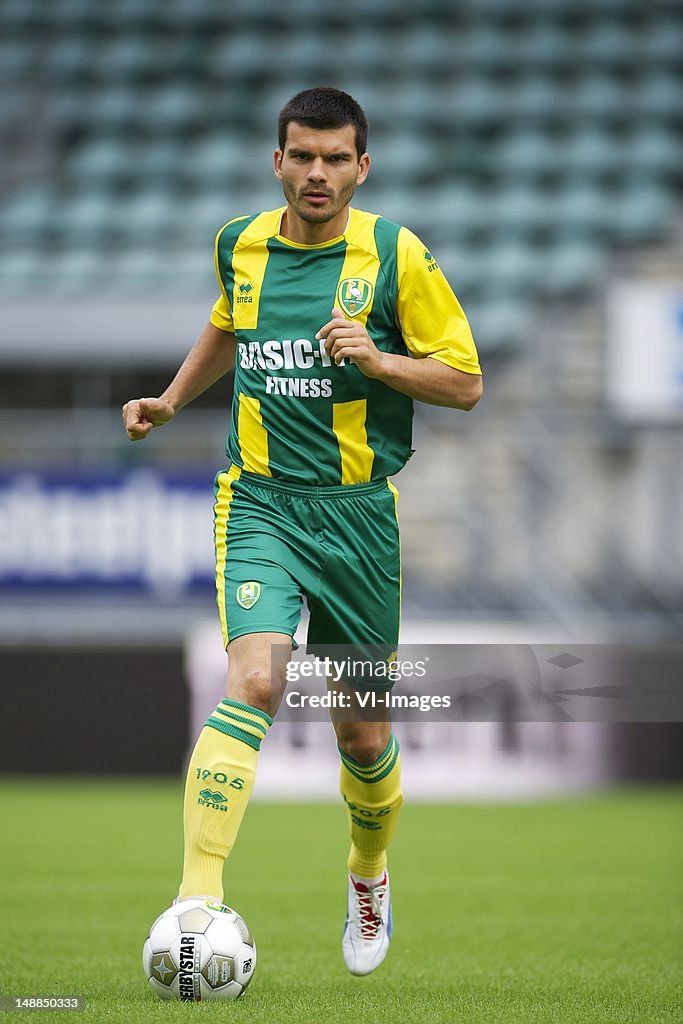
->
xmin=122 ymin=397 xmax=176 ymax=441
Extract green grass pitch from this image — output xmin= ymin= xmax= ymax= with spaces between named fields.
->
xmin=0 ymin=779 xmax=680 ymax=1024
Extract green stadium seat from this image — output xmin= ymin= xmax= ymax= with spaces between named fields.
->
xmin=515 ymin=26 xmax=577 ymax=73
xmin=0 ymin=187 xmax=57 ymax=244
xmin=424 ymin=186 xmax=495 ymax=245
xmin=334 ymin=32 xmax=403 ymax=77
xmin=46 ymin=38 xmax=93 ymax=84
xmin=456 ymin=254 xmax=495 ymax=299
xmin=394 ymin=28 xmax=454 ymax=74
xmin=153 ymin=0 xmax=215 ymax=32
xmin=576 ymin=22 xmax=638 ymax=70
xmin=451 ymin=79 xmax=509 ymax=129
xmin=437 ymin=245 xmax=494 ymax=302
xmin=0 ymin=91 xmax=35 ymax=138
xmin=140 ymin=85 xmax=202 ymax=134
xmin=507 ymin=77 xmax=568 ymax=126
xmin=118 ymin=191 xmax=177 ymax=243
xmin=641 ymin=20 xmax=683 ymax=68
xmin=561 ymin=129 xmax=623 ymax=179
xmin=572 ymin=0 xmax=642 ymax=12
xmin=553 ymin=183 xmax=611 ymax=237
xmin=276 ymin=34 xmax=338 ymax=80
xmin=386 ymin=83 xmax=446 ymax=129
xmin=568 ymin=75 xmax=629 ymax=125
xmin=491 ymin=184 xmax=556 ymax=237
xmin=539 ymin=239 xmax=605 ymax=297
xmin=64 ymin=86 xmax=139 ymax=131
xmin=212 ymin=34 xmax=277 ymax=78
xmin=66 ymin=138 xmax=134 ymax=183
xmin=496 ymin=131 xmax=563 ymax=181
xmin=0 ymin=250 xmax=41 ymax=295
xmin=135 ymin=139 xmax=187 ymax=183
xmin=367 ymin=135 xmax=431 ymax=185
xmin=96 ymin=37 xmax=154 ymax=80
xmin=610 ymin=181 xmax=674 ymax=242
xmin=175 ymin=191 xmax=235 ymax=246
xmin=54 ymin=0 xmax=105 ymax=28
xmin=41 ymin=248 xmax=107 ymax=296
xmin=95 ymin=0 xmax=162 ymax=32
xmin=0 ymin=0 xmax=677 ymax=348
xmin=633 ymin=73 xmax=683 ymax=122
xmin=57 ymin=192 xmax=123 ymax=245
xmin=361 ymin=185 xmax=418 ymax=229
xmin=466 ymin=297 xmax=531 ymax=354
xmin=0 ymin=40 xmax=34 ymax=80
xmin=457 ymin=27 xmax=517 ymax=74
xmin=112 ymin=249 xmax=166 ymax=293
xmin=174 ymin=250 xmax=216 ymax=295
xmin=172 ymin=137 xmax=244 ymax=189
xmin=488 ymin=239 xmax=544 ymax=295
xmin=0 ymin=0 xmax=44 ymax=33
xmin=624 ymin=128 xmax=683 ymax=177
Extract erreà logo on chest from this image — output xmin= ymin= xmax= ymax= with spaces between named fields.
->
xmin=337 ymin=278 xmax=373 ymax=317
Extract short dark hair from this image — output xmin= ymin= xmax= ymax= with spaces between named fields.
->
xmin=278 ymin=87 xmax=368 ymax=159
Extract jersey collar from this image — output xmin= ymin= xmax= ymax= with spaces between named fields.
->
xmin=275 ymin=207 xmax=351 ymax=249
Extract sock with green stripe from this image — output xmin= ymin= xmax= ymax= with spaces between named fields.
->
xmin=178 ymin=698 xmax=271 ymax=901
xmin=339 ymin=733 xmax=403 ymax=879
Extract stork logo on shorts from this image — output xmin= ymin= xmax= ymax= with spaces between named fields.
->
xmin=337 ymin=278 xmax=373 ymax=317
xmin=236 ymin=581 xmax=261 ymax=609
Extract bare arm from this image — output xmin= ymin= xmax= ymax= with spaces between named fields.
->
xmin=317 ymin=308 xmax=483 ymax=411
xmin=371 ymin=351 xmax=482 ymax=410
xmin=122 ymin=321 xmax=237 ymax=440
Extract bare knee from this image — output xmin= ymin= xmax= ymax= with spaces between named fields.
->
xmin=337 ymin=726 xmax=390 ymax=766
xmin=227 ymin=668 xmax=278 ymax=717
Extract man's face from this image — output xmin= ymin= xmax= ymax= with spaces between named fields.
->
xmin=274 ymin=122 xmax=370 ymax=226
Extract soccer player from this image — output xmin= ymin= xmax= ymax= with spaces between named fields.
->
xmin=122 ymin=87 xmax=482 ymax=976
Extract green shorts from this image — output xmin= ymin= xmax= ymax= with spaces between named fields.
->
xmin=213 ymin=467 xmax=401 ymax=686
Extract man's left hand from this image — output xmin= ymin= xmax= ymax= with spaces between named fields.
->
xmin=316 ymin=308 xmax=386 ymax=378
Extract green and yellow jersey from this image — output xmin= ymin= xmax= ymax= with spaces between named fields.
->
xmin=210 ymin=206 xmax=480 ymax=486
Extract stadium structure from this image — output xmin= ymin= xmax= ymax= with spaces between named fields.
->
xmin=0 ymin=0 xmax=681 ymax=792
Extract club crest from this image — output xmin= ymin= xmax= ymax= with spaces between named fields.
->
xmin=337 ymin=278 xmax=373 ymax=317
xmin=236 ymin=581 xmax=261 ymax=609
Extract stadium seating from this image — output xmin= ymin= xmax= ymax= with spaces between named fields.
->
xmin=0 ymin=0 xmax=681 ymax=353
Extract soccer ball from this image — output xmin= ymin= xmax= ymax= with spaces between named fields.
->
xmin=142 ymin=898 xmax=256 ymax=1001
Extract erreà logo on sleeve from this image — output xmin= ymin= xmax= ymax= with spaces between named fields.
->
xmin=236 ymin=280 xmax=254 ymax=303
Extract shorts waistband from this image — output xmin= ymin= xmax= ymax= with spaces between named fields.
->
xmin=237 ymin=470 xmax=388 ymax=500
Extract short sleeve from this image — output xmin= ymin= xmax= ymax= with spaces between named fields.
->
xmin=209 ymin=223 xmax=235 ymax=332
xmin=395 ymin=227 xmax=481 ymax=375
xmin=210 ymin=293 xmax=234 ymax=332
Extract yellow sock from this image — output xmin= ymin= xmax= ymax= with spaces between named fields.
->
xmin=339 ymin=734 xmax=403 ymax=879
xmin=178 ymin=698 xmax=271 ymax=901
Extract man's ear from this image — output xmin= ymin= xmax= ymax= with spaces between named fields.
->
xmin=274 ymin=149 xmax=283 ymax=179
xmin=356 ymin=152 xmax=371 ymax=185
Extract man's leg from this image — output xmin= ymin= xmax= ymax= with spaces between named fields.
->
xmin=334 ymin=717 xmax=403 ymax=880
xmin=330 ymin=684 xmax=403 ymax=975
xmin=178 ymin=632 xmax=290 ymax=901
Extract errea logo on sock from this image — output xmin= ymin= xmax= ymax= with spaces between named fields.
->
xmin=236 ymin=582 xmax=261 ymax=609
xmin=198 ymin=789 xmax=228 ymax=811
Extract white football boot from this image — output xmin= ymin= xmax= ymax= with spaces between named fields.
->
xmin=342 ymin=870 xmax=392 ymax=976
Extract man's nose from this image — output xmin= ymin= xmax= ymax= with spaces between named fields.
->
xmin=307 ymin=158 xmax=327 ymax=180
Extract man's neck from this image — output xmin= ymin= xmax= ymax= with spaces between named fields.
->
xmin=280 ymin=206 xmax=350 ymax=245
